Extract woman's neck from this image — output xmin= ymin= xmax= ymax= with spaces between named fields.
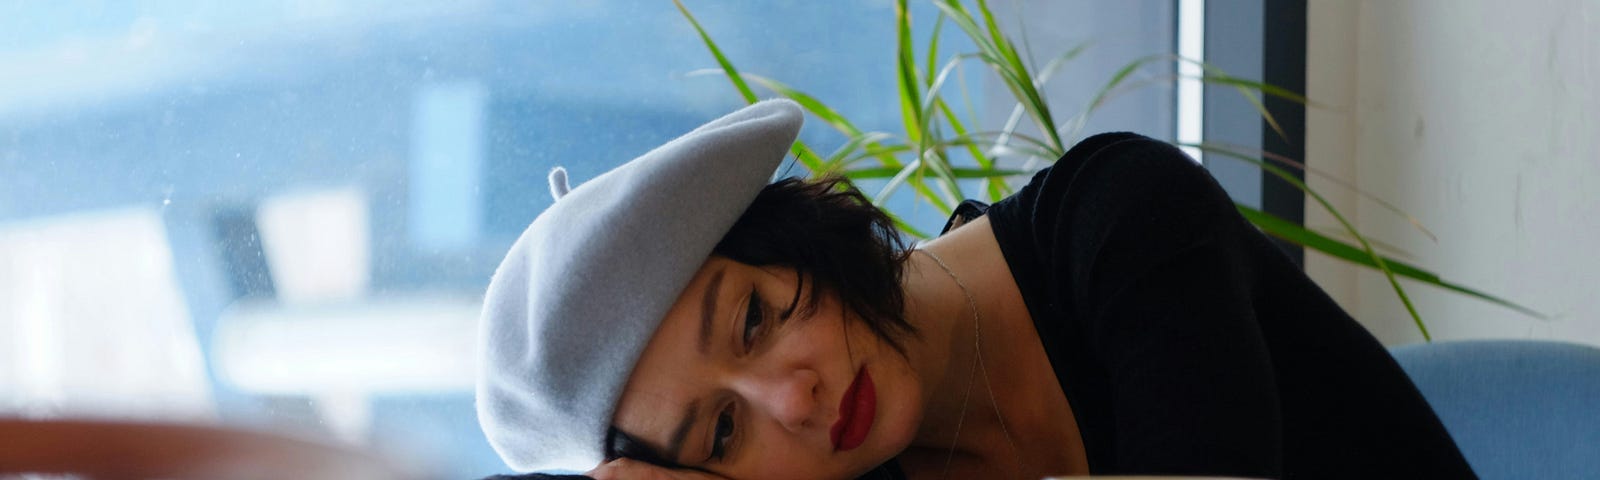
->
xmin=895 ymin=216 xmax=1089 ymax=478
xmin=896 ymin=217 xmax=1020 ymax=468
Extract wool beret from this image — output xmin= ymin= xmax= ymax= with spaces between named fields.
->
xmin=476 ymin=99 xmax=804 ymax=471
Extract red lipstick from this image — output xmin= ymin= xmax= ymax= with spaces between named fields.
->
xmin=830 ymin=366 xmax=876 ymax=452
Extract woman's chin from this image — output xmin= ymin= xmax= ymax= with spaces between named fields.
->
xmin=852 ymin=393 xmax=923 ymax=474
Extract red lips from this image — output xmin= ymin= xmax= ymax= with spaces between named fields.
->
xmin=830 ymin=366 xmax=876 ymax=452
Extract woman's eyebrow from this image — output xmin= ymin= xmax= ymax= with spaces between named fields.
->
xmin=665 ymin=398 xmax=701 ymax=463
xmin=664 ymin=266 xmax=726 ymax=463
xmin=699 ymin=267 xmax=726 ymax=355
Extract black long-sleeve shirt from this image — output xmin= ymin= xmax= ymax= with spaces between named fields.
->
xmin=944 ymin=131 xmax=1475 ymax=478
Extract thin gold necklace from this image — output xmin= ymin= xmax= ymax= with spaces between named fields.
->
xmin=915 ymin=248 xmax=1026 ymax=479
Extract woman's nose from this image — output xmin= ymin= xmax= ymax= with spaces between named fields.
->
xmin=734 ymin=368 xmax=821 ymax=433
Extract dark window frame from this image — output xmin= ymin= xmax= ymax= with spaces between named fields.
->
xmin=1199 ymin=0 xmax=1308 ymax=266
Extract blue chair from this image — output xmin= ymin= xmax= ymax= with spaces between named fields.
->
xmin=1389 ymin=340 xmax=1600 ymax=479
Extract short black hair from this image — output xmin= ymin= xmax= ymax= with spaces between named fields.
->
xmin=710 ymin=174 xmax=917 ymax=355
xmin=602 ymin=175 xmax=916 ymax=478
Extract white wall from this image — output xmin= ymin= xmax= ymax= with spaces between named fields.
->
xmin=1305 ymin=1 xmax=1600 ymax=346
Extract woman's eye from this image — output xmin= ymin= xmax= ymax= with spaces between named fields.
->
xmin=711 ymin=406 xmax=735 ymax=460
xmin=741 ymin=288 xmax=765 ymax=350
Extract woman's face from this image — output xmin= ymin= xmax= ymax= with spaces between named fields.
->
xmin=611 ymin=255 xmax=924 ymax=479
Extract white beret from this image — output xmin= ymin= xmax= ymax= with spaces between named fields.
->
xmin=476 ymin=99 xmax=805 ymax=471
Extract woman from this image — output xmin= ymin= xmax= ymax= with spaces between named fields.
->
xmin=476 ymin=100 xmax=1476 ymax=479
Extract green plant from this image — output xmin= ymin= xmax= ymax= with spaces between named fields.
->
xmin=672 ymin=0 xmax=1543 ymax=340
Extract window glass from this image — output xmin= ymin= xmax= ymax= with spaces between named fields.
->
xmin=0 ymin=1 xmax=1174 ymax=475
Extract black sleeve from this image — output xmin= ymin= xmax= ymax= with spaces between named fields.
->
xmin=1028 ymin=133 xmax=1283 ymax=477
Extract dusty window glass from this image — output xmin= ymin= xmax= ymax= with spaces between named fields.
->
xmin=0 ymin=1 xmax=1173 ymax=476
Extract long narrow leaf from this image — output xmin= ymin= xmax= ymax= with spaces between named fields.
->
xmin=1035 ymin=42 xmax=1091 ymax=86
xmin=961 ymin=130 xmax=1058 ymax=157
xmin=919 ymin=52 xmax=1031 ymax=201
xmin=845 ymin=166 xmax=1030 ymax=179
xmin=925 ymin=12 xmax=946 ymax=91
xmin=1207 ymin=141 xmax=1439 ymax=243
xmin=1065 ymin=54 xmax=1310 ymax=146
xmin=930 ymin=0 xmax=1002 ymax=67
xmin=977 ymin=0 xmax=1062 ymax=150
xmin=1197 ymin=144 xmax=1430 ymax=338
xmin=1191 ymin=71 xmax=1316 ymax=106
xmin=896 ymin=0 xmax=925 ymax=146
xmin=691 ymin=71 xmax=858 ymax=136
xmin=1199 ymin=149 xmax=1535 ymax=318
xmin=887 ymin=211 xmax=931 ymax=240
xmin=987 ymin=42 xmax=1088 ymax=173
xmin=676 ymin=1 xmax=826 ymax=172
xmin=873 ymin=159 xmax=952 ymax=213
xmin=932 ymin=0 xmax=1062 ymax=152
xmin=917 ymin=115 xmax=966 ymax=206
xmin=1182 ymin=55 xmax=1317 ymax=142
xmin=933 ymin=96 xmax=1013 ymax=200
xmin=680 ymin=2 xmax=960 ymax=211
xmin=791 ymin=141 xmax=830 ymax=175
xmin=825 ymin=132 xmax=894 ymax=171
xmin=1236 ymin=206 xmax=1546 ymax=319
xmin=673 ymin=0 xmax=757 ymax=104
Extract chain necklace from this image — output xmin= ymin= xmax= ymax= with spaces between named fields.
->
xmin=915 ymin=248 xmax=1027 ymax=479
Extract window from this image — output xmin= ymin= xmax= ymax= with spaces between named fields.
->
xmin=0 ymin=1 xmax=1298 ymax=475
xmin=1202 ymin=0 xmax=1309 ymax=264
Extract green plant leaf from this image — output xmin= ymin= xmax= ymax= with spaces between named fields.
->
xmin=932 ymin=95 xmax=1012 ymax=201
xmin=1195 ymin=144 xmax=1540 ymax=321
xmin=1183 ymin=56 xmax=1317 ymax=143
xmin=826 ymin=132 xmax=895 ymax=170
xmin=917 ymin=51 xmax=1030 ymax=202
xmin=887 ymin=211 xmax=931 ymax=240
xmin=1036 ymin=42 xmax=1091 ymax=86
xmin=925 ymin=12 xmax=945 ymax=91
xmin=1192 ymin=71 xmax=1316 ymax=107
xmin=958 ymin=130 xmax=1058 ymax=156
xmin=695 ymin=71 xmax=859 ymax=137
xmin=1192 ymin=143 xmax=1429 ymax=338
xmin=1064 ymin=54 xmax=1311 ymax=145
xmin=929 ymin=0 xmax=1001 ymax=66
xmin=672 ymin=0 xmax=757 ymax=104
xmin=896 ymin=0 xmax=925 ymax=147
xmin=675 ymin=0 xmax=827 ymax=172
xmin=917 ymin=115 xmax=967 ymax=206
xmin=985 ymin=42 xmax=1087 ymax=169
xmin=1063 ymin=54 xmax=1166 ymax=140
xmin=678 ymin=0 xmax=1536 ymax=336
xmin=680 ymin=0 xmax=962 ymax=213
xmin=838 ymin=135 xmax=1054 ymax=168
xmin=1195 ymin=143 xmax=1545 ymax=337
xmin=1206 ymin=141 xmax=1439 ymax=243
xmin=923 ymin=53 xmax=980 ymax=114
xmin=896 ymin=1 xmax=967 ymax=213
xmin=845 ymin=166 xmax=1030 ymax=179
xmin=874 ymin=159 xmax=941 ymax=208
xmin=978 ymin=4 xmax=1062 ymax=153
xmin=932 ymin=0 xmax=1063 ymax=153
xmin=1235 ymin=205 xmax=1546 ymax=319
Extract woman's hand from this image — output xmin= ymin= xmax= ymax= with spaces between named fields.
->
xmin=585 ymin=458 xmax=732 ymax=480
